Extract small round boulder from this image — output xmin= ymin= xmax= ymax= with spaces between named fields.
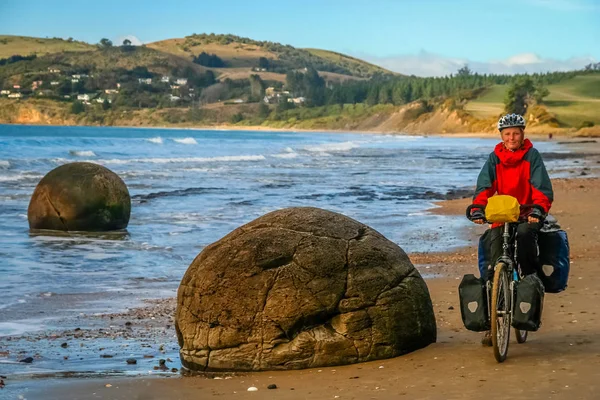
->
xmin=176 ymin=207 xmax=436 ymax=372
xmin=28 ymin=162 xmax=131 ymax=231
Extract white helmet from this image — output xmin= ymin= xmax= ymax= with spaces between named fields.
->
xmin=497 ymin=113 xmax=526 ymax=131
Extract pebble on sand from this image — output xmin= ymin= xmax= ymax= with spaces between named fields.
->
xmin=247 ymin=387 xmax=258 ymax=392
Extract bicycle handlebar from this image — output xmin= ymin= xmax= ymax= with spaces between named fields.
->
xmin=466 ymin=203 xmax=546 ymax=223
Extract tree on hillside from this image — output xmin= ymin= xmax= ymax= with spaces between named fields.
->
xmin=193 ymin=52 xmax=225 ymax=68
xmin=99 ymin=38 xmax=113 ymax=48
xmin=249 ymin=74 xmax=265 ymax=101
xmin=504 ymin=77 xmax=536 ymax=115
xmin=258 ymin=57 xmax=270 ymax=70
xmin=122 ymin=39 xmax=132 ymax=46
xmin=457 ymin=65 xmax=472 ymax=77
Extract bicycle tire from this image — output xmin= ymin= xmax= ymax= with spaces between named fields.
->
xmin=491 ymin=262 xmax=511 ymax=362
xmin=515 ymin=328 xmax=528 ymax=344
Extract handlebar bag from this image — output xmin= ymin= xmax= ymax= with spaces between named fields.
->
xmin=485 ymin=195 xmax=520 ymax=223
xmin=537 ymin=230 xmax=570 ymax=293
xmin=459 ymin=274 xmax=490 ymax=332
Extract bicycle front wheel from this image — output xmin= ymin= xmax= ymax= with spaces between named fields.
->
xmin=491 ymin=262 xmax=511 ymax=362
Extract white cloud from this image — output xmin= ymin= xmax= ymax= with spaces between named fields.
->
xmin=363 ymin=51 xmax=597 ymax=77
xmin=115 ymin=35 xmax=144 ymax=46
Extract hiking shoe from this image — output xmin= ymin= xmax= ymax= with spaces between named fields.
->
xmin=481 ymin=331 xmax=492 ymax=347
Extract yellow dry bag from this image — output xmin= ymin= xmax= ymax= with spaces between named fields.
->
xmin=485 ymin=195 xmax=520 ymax=223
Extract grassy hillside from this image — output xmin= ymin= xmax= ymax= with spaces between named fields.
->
xmin=464 ymin=75 xmax=600 ymax=127
xmin=0 ymin=35 xmax=94 ymax=58
xmin=147 ymin=34 xmax=392 ymax=78
xmin=304 ymin=48 xmax=392 ymax=77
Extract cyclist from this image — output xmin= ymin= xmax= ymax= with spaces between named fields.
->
xmin=469 ymin=113 xmax=554 ymax=344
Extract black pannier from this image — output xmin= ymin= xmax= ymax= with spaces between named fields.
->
xmin=512 ymin=274 xmax=544 ymax=331
xmin=537 ymin=230 xmax=570 ymax=293
xmin=459 ymin=274 xmax=489 ymax=332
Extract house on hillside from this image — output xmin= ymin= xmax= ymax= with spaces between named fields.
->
xmin=105 ymin=89 xmax=119 ymax=94
xmin=288 ymin=96 xmax=306 ymax=104
xmin=71 ymin=79 xmax=79 ymax=83
xmin=31 ymin=81 xmax=43 ymax=90
xmin=8 ymin=93 xmax=22 ymax=99
xmin=175 ymin=78 xmax=188 ymax=85
xmin=13 ymin=85 xmax=20 ymax=89
xmin=0 ymin=90 xmax=10 ymax=95
xmin=170 ymin=85 xmax=180 ymax=90
xmin=48 ymin=68 xmax=61 ymax=73
xmin=77 ymin=93 xmax=97 ymax=102
xmin=95 ymin=97 xmax=112 ymax=104
xmin=169 ymin=95 xmax=180 ymax=102
xmin=50 ymin=81 xmax=60 ymax=86
xmin=72 ymin=74 xmax=81 ymax=79
xmin=161 ymin=76 xmax=170 ymax=83
xmin=138 ymin=78 xmax=152 ymax=84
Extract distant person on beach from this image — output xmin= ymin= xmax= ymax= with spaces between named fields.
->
xmin=470 ymin=113 xmax=554 ymax=278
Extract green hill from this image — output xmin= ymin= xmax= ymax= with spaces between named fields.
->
xmin=147 ymin=34 xmax=393 ymax=78
xmin=0 ymin=35 xmax=94 ymax=58
xmin=465 ymin=75 xmax=600 ymax=127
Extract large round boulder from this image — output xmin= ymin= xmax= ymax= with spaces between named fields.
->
xmin=28 ymin=162 xmax=130 ymax=231
xmin=176 ymin=207 xmax=436 ymax=372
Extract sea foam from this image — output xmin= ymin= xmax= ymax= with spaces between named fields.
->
xmin=173 ymin=137 xmax=198 ymax=145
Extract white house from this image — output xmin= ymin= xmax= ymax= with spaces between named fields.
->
xmin=71 ymin=79 xmax=79 ymax=83
xmin=8 ymin=93 xmax=22 ymax=99
xmin=170 ymin=84 xmax=180 ymax=90
xmin=288 ymin=97 xmax=306 ymax=104
xmin=77 ymin=94 xmax=92 ymax=101
xmin=95 ymin=98 xmax=112 ymax=104
xmin=104 ymin=89 xmax=119 ymax=94
xmin=138 ymin=78 xmax=152 ymax=84
xmin=48 ymin=68 xmax=61 ymax=73
xmin=72 ymin=74 xmax=81 ymax=79
xmin=169 ymin=95 xmax=180 ymax=102
xmin=50 ymin=81 xmax=60 ymax=86
xmin=175 ymin=78 xmax=188 ymax=85
xmin=161 ymin=76 xmax=170 ymax=83
xmin=0 ymin=90 xmax=10 ymax=95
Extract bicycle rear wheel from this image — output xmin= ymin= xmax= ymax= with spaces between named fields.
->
xmin=515 ymin=329 xmax=528 ymax=344
xmin=491 ymin=262 xmax=511 ymax=362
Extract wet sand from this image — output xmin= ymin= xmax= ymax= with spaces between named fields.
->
xmin=4 ymin=145 xmax=600 ymax=400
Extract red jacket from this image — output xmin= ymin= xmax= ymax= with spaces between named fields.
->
xmin=473 ymin=139 xmax=553 ymax=214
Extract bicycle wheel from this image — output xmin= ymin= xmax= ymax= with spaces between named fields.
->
xmin=515 ymin=328 xmax=528 ymax=344
xmin=491 ymin=262 xmax=511 ymax=362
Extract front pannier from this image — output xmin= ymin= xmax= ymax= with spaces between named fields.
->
xmin=512 ymin=274 xmax=544 ymax=331
xmin=459 ymin=274 xmax=490 ymax=332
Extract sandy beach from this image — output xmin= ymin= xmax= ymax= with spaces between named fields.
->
xmin=3 ymin=140 xmax=600 ymax=400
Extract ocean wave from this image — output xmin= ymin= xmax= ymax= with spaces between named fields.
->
xmin=88 ymin=155 xmax=266 ymax=165
xmin=0 ymin=160 xmax=10 ymax=169
xmin=69 ymin=150 xmax=97 ymax=157
xmin=273 ymin=152 xmax=298 ymax=159
xmin=304 ymin=141 xmax=359 ymax=153
xmin=0 ymin=173 xmax=43 ymax=182
xmin=173 ymin=137 xmax=198 ymax=145
xmin=147 ymin=137 xmax=163 ymax=144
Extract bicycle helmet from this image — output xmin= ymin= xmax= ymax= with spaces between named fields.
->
xmin=497 ymin=113 xmax=526 ymax=131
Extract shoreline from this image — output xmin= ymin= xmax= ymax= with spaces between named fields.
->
xmin=2 ymin=121 xmax=597 ymax=140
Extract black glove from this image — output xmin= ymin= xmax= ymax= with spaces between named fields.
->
xmin=529 ymin=207 xmax=545 ymax=221
xmin=470 ymin=210 xmax=485 ymax=222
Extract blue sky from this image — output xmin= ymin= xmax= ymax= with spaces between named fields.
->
xmin=1 ymin=0 xmax=598 ymax=76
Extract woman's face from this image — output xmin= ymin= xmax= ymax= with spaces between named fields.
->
xmin=501 ymin=127 xmax=524 ymax=151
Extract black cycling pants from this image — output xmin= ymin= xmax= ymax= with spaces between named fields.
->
xmin=489 ymin=221 xmax=542 ymax=277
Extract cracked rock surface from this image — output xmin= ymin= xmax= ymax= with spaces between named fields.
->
xmin=27 ymin=162 xmax=131 ymax=231
xmin=176 ymin=207 xmax=436 ymax=372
